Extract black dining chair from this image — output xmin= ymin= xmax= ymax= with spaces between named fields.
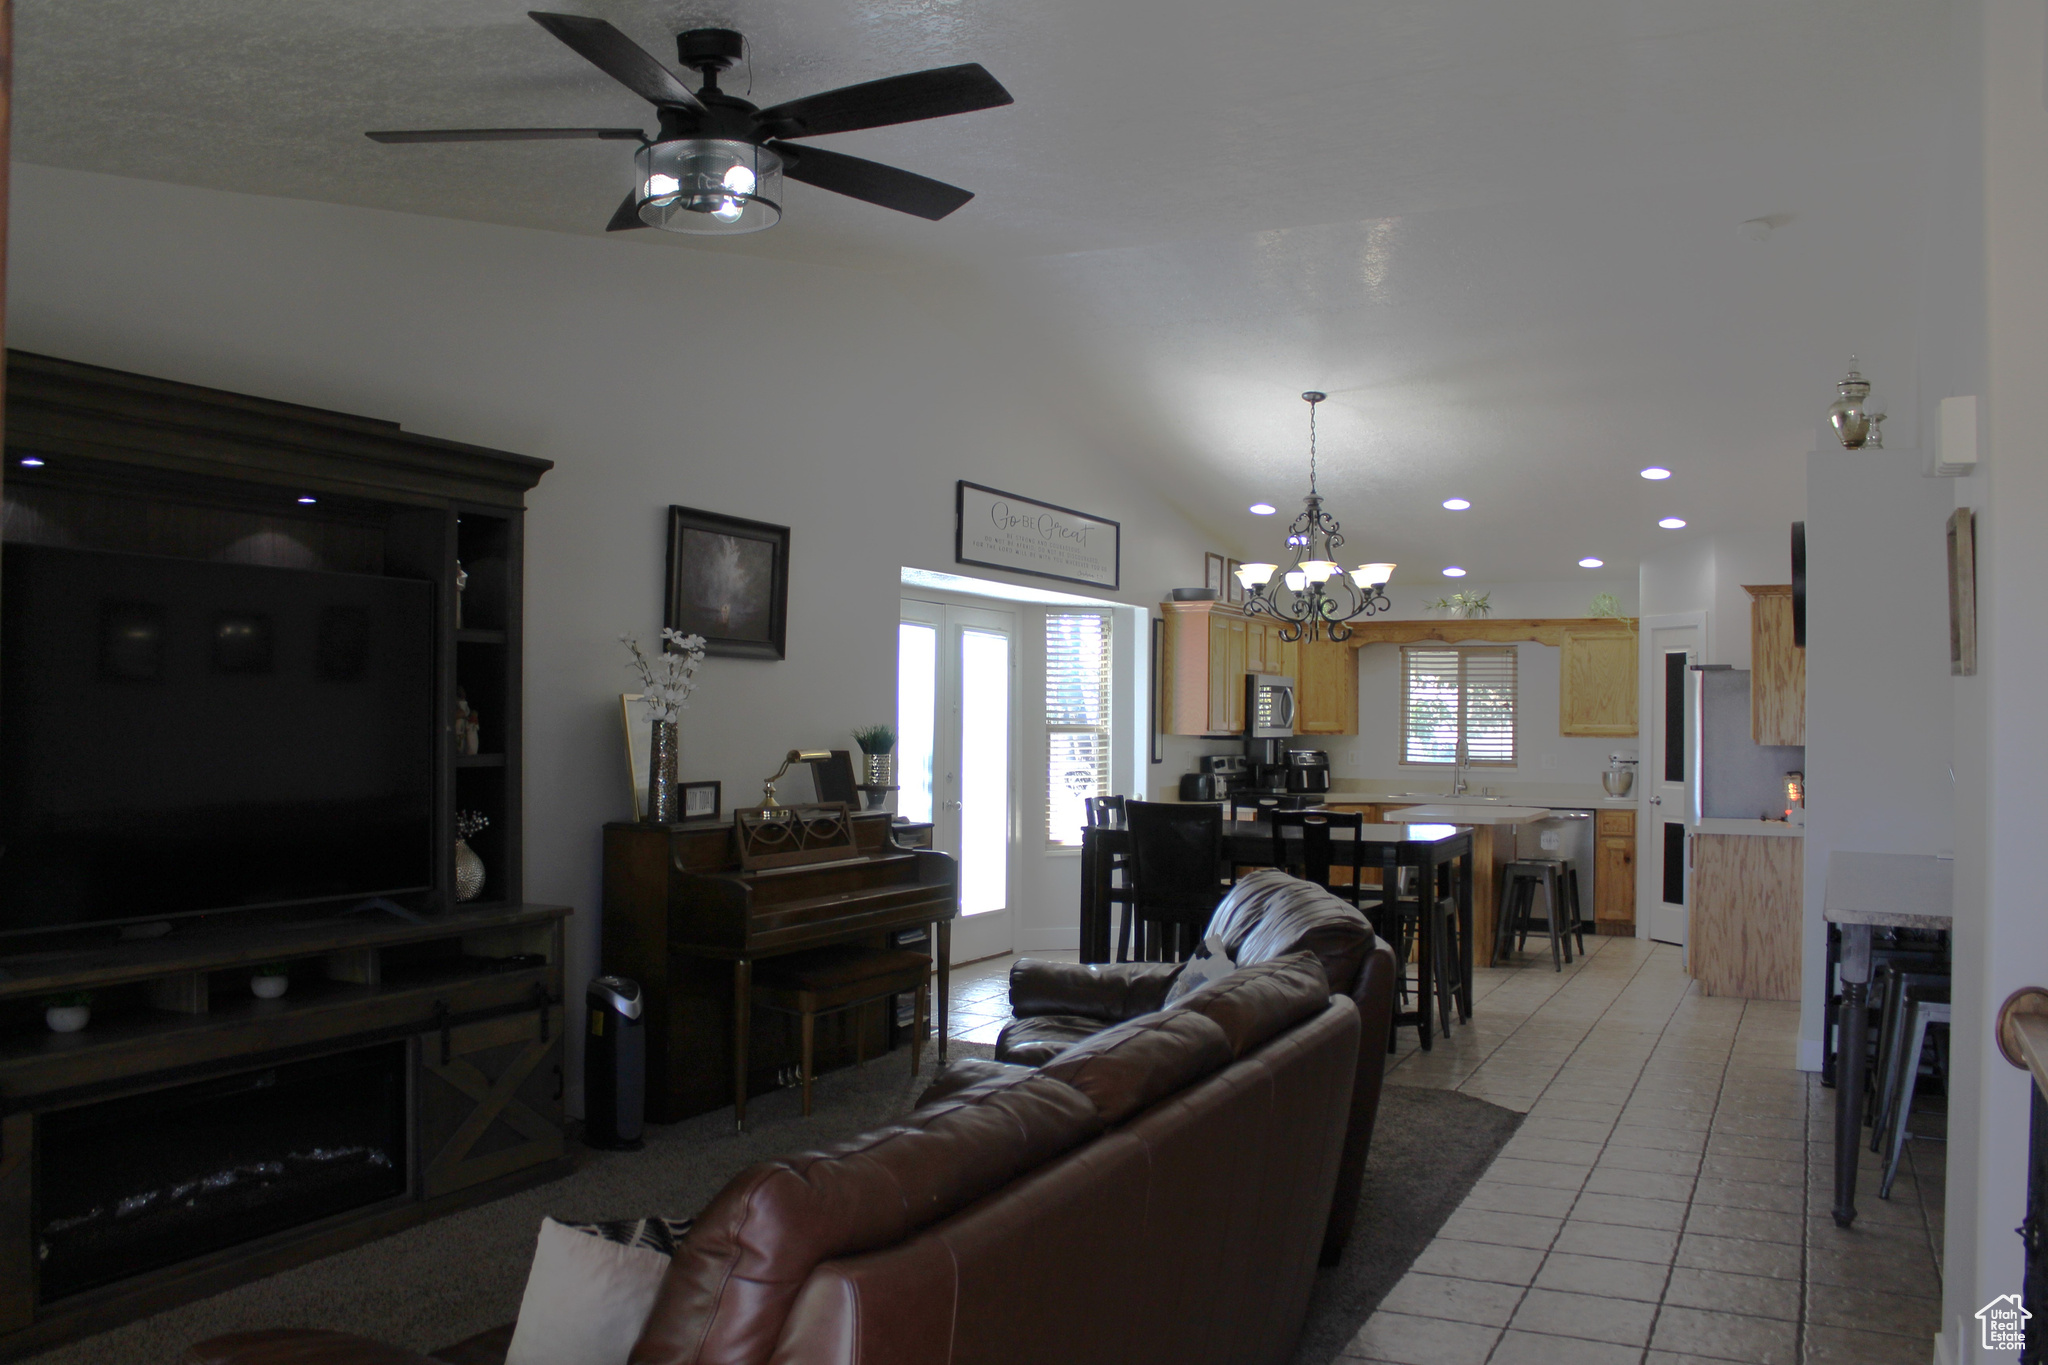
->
xmin=1266 ymin=808 xmax=1368 ymax=908
xmin=1123 ymin=799 xmax=1227 ymax=962
xmin=1085 ymin=796 xmax=1136 ymax=961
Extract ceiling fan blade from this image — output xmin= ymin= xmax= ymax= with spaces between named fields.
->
xmin=367 ymin=128 xmax=645 ymax=143
xmin=769 ymin=142 xmax=974 ymax=220
xmin=527 ymin=11 xmax=705 ymax=112
xmin=760 ymin=64 xmax=1012 ymax=138
xmin=606 ymin=191 xmax=648 ymax=232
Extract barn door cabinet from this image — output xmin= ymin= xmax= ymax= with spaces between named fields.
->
xmin=1746 ymin=585 xmax=1805 ymax=745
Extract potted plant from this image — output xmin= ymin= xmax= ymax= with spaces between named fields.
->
xmin=1425 ymin=591 xmax=1493 ymax=619
xmin=44 ymin=990 xmax=94 ymax=1034
xmin=250 ymin=963 xmax=292 ymax=999
xmin=852 ymin=724 xmax=896 ymax=794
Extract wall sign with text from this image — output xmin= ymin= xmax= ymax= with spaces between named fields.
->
xmin=954 ymin=481 xmax=1121 ymax=590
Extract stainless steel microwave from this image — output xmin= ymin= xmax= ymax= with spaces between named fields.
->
xmin=1246 ymin=673 xmax=1296 ymax=738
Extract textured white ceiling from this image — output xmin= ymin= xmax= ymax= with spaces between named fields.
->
xmin=14 ymin=0 xmax=1942 ymax=582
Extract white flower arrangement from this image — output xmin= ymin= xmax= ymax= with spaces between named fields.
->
xmin=622 ymin=628 xmax=709 ymax=723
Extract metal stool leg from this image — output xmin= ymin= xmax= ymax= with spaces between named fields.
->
xmin=1880 ymin=1003 xmax=1947 ymax=1199
xmin=1542 ymin=866 xmax=1564 ymax=971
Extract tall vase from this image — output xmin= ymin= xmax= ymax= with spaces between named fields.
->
xmin=454 ymin=839 xmax=485 ymax=902
xmin=862 ymin=750 xmax=894 ymax=811
xmin=648 ymin=720 xmax=679 ymax=823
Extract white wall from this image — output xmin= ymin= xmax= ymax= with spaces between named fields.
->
xmin=1796 ymin=445 xmax=1956 ymax=1072
xmin=1638 ymin=533 xmax=1792 ymax=667
xmin=6 ymin=164 xmax=1223 ymax=1100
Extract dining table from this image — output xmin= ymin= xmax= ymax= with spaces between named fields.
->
xmin=1822 ymin=850 xmax=1953 ymax=1227
xmin=1078 ymin=817 xmax=1477 ymax=1048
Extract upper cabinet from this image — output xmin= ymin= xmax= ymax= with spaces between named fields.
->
xmin=1161 ymin=602 xmax=1355 ymax=736
xmin=1746 ymin=585 xmax=1805 ymax=745
xmin=1559 ymin=628 xmax=1639 ymax=736
xmin=1296 ymin=640 xmax=1359 ymax=735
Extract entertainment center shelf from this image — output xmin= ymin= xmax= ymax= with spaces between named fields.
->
xmin=0 ymin=351 xmax=562 ymax=1357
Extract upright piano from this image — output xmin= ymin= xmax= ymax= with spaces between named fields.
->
xmin=603 ymin=809 xmax=958 ymax=1122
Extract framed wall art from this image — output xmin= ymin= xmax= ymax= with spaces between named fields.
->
xmin=681 ymin=780 xmax=723 ymax=821
xmin=1948 ymin=508 xmax=1977 ymax=677
xmin=621 ymin=694 xmax=651 ymax=820
xmin=665 ymin=505 xmax=790 ymax=660
xmin=955 ymin=481 xmax=1120 ymax=589
xmin=1225 ymin=558 xmax=1245 ymax=606
xmin=1203 ymin=552 xmax=1226 ymax=594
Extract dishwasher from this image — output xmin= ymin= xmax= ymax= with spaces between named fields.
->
xmin=1513 ymin=810 xmax=1595 ymax=924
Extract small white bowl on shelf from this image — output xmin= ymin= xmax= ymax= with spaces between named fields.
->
xmin=45 ymin=1005 xmax=90 ymax=1033
xmin=250 ymin=974 xmax=290 ymax=1000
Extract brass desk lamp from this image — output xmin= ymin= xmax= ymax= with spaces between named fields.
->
xmin=761 ymin=749 xmax=832 ymax=807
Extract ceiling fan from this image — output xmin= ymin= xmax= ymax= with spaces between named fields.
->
xmin=367 ymin=12 xmax=1013 ymax=235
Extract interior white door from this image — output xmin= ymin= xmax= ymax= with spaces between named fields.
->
xmin=899 ymin=599 xmax=1016 ymax=965
xmin=1642 ymin=621 xmax=1700 ymax=946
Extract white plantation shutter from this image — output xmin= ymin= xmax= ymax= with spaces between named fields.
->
xmin=1402 ymin=646 xmax=1517 ymax=766
xmin=1045 ymin=612 xmax=1112 ymax=845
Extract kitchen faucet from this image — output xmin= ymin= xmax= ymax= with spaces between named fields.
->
xmin=1449 ymin=744 xmax=1469 ymax=796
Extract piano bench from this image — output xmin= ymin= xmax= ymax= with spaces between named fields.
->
xmin=751 ymin=946 xmax=932 ymax=1117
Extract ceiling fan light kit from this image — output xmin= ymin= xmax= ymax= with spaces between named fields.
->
xmin=367 ymin=13 xmax=1012 ymax=236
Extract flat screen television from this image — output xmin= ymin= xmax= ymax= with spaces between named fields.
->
xmin=1 ymin=543 xmax=435 ymax=936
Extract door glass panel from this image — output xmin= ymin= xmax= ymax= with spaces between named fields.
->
xmin=1663 ymin=652 xmax=1688 ymax=782
xmin=896 ymin=622 xmax=936 ymax=824
xmin=1663 ymin=821 xmax=1687 ymax=905
xmin=958 ymin=628 xmax=1010 ymax=915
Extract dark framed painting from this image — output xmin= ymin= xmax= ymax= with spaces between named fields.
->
xmin=664 ymin=505 xmax=790 ymax=660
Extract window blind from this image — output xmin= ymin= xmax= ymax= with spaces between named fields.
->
xmin=1045 ymin=612 xmax=1112 ymax=845
xmin=1401 ymin=646 xmax=1517 ymax=766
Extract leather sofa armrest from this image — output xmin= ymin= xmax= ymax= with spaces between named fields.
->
xmin=187 ymin=1330 xmax=445 ymax=1365
xmin=1009 ymin=959 xmax=1179 ymax=1020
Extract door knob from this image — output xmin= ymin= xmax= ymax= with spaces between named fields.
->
xmin=943 ymin=799 xmax=962 ymax=810
xmin=1648 ymin=796 xmax=1663 ymax=805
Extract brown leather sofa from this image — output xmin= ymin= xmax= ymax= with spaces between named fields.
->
xmin=996 ymin=868 xmax=1396 ymax=1264
xmin=188 ymin=948 xmax=1371 ymax=1365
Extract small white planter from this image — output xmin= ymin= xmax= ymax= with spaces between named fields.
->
xmin=45 ymin=1005 xmax=90 ymax=1033
xmin=250 ymin=974 xmax=290 ymax=1000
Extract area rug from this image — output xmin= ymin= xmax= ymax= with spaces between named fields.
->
xmin=28 ymin=1057 xmax=1517 ymax=1365
xmin=1288 ymin=1084 xmax=1524 ymax=1365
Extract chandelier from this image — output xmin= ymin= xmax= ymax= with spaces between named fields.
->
xmin=1233 ymin=391 xmax=1395 ymax=644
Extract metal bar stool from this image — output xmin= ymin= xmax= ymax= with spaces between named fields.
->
xmin=1869 ymin=963 xmax=1951 ymax=1151
xmin=1498 ymin=859 xmax=1574 ymax=970
xmin=1878 ymin=984 xmax=1951 ymax=1198
xmin=751 ymin=945 xmax=930 ymax=1117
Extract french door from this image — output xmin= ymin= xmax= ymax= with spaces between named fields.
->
xmin=1642 ymin=618 xmax=1701 ymax=946
xmin=898 ymin=599 xmax=1015 ymax=964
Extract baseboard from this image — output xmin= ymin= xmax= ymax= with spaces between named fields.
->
xmin=1798 ymin=1039 xmax=1826 ymax=1073
xmin=1935 ymin=1321 xmax=1957 ymax=1365
xmin=1015 ymin=928 xmax=1079 ymax=952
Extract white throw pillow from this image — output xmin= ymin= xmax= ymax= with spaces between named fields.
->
xmin=504 ymin=1216 xmax=691 ymax=1365
xmin=1163 ymin=930 xmax=1236 ymax=1004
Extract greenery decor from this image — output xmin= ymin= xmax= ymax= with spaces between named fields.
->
xmin=1424 ymin=591 xmax=1493 ymax=619
xmin=42 ymin=990 xmax=94 ymax=1009
xmin=1588 ymin=592 xmax=1637 ymax=639
xmin=851 ymin=724 xmax=896 ymax=754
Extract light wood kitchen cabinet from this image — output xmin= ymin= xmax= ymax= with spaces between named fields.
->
xmin=1746 ymin=585 xmax=1805 ymax=746
xmin=1690 ymin=832 xmax=1802 ymax=1000
xmin=1594 ymin=808 xmax=1636 ymax=935
xmin=1559 ymin=628 xmax=1638 ymax=736
xmin=1296 ymin=640 xmax=1358 ymax=735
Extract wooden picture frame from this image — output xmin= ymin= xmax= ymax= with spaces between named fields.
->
xmin=1225 ymin=558 xmax=1245 ymax=606
xmin=1203 ymin=552 xmax=1226 ymax=594
xmin=664 ymin=505 xmax=790 ymax=660
xmin=1150 ymin=616 xmax=1164 ymax=764
xmin=680 ymin=780 xmax=722 ymax=821
xmin=1948 ymin=508 xmax=1977 ymax=677
xmin=621 ymin=694 xmax=650 ymax=820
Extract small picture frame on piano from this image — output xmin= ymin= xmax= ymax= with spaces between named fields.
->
xmin=681 ymin=780 xmax=722 ymax=821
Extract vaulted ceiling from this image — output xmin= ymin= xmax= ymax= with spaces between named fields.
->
xmin=14 ymin=0 xmax=1943 ymax=581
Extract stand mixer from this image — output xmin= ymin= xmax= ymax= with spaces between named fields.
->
xmin=1602 ymin=751 xmax=1638 ymax=800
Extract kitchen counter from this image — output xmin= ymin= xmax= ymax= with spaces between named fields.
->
xmin=1328 ymin=779 xmax=1614 ymax=809
xmin=1384 ymin=804 xmax=1553 ymax=825
xmin=1696 ymin=818 xmax=1805 ymax=839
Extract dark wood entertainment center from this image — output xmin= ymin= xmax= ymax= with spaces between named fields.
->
xmin=0 ymin=352 xmax=566 ymax=1356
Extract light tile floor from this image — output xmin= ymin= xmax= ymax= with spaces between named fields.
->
xmin=949 ymin=937 xmax=1947 ymax=1365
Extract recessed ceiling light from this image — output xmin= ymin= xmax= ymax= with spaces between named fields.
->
xmin=1640 ymin=466 xmax=1672 ymax=480
xmin=1248 ymin=502 xmax=1276 ymax=515
xmin=297 ymin=496 xmax=318 ymax=505
xmin=1441 ymin=566 xmax=1467 ymax=578
xmin=1659 ymin=517 xmax=1687 ymax=529
xmin=1441 ymin=497 xmax=1471 ymax=510
xmin=1578 ymin=557 xmax=1605 ymax=568
xmin=18 ymin=457 xmax=44 ymax=468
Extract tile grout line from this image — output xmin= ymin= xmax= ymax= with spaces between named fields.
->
xmin=1475 ymin=941 xmax=1696 ymax=1364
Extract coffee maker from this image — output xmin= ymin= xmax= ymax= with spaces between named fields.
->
xmin=1285 ymin=749 xmax=1331 ymax=794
